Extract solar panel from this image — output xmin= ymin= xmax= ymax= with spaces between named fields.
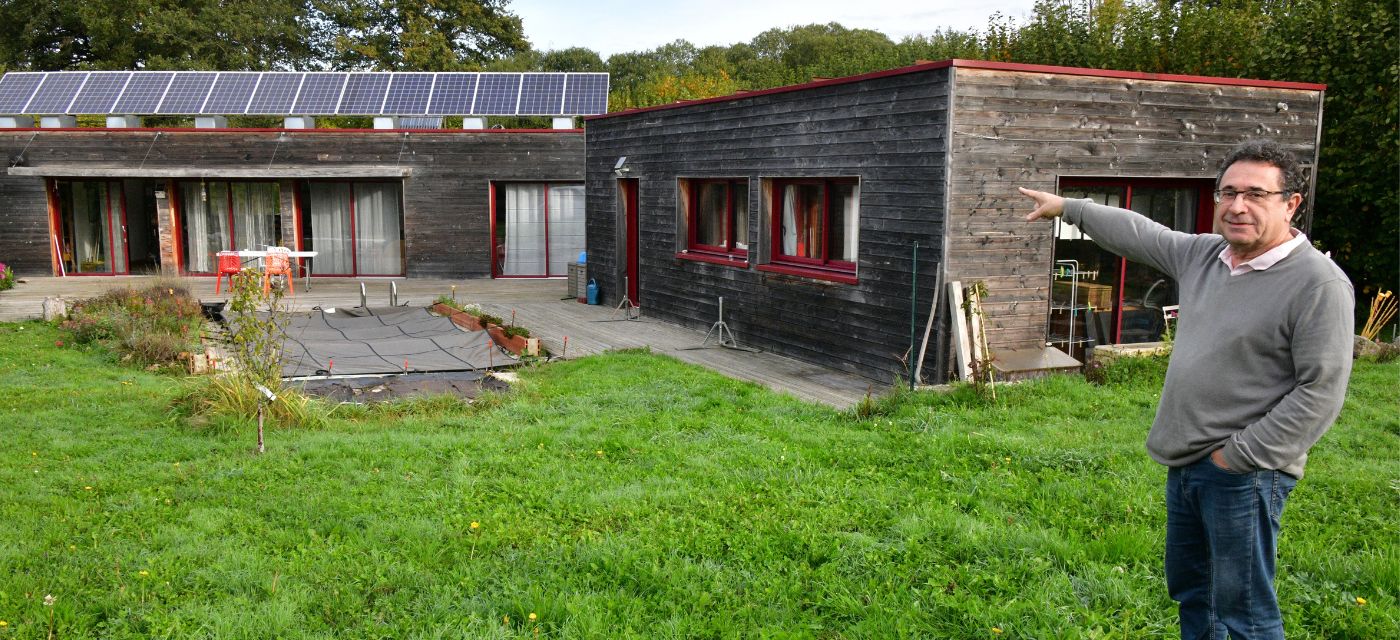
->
xmin=426 ymin=73 xmax=477 ymax=115
xmin=0 ymin=70 xmax=609 ymax=117
xmin=157 ymin=72 xmax=217 ymax=114
xmin=0 ymin=73 xmax=46 ymax=113
xmin=25 ymin=72 xmax=89 ymax=114
xmin=338 ymin=73 xmax=391 ymax=114
xmin=112 ymin=72 xmax=174 ymax=114
xmin=382 ymin=73 xmax=433 ymax=115
xmin=292 ymin=72 xmax=347 ymax=114
xmin=473 ymin=74 xmax=521 ymax=115
xmin=518 ymin=74 xmax=565 ymax=115
xmin=246 ymin=72 xmax=303 ymax=114
xmin=563 ymin=73 xmax=609 ymax=115
xmin=202 ymin=73 xmax=259 ymax=114
xmin=70 ymin=72 xmax=132 ymax=113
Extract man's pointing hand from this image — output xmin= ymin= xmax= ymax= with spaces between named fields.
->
xmin=1018 ymin=187 xmax=1066 ymax=221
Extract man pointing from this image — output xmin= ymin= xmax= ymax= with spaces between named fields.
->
xmin=1019 ymin=139 xmax=1354 ymax=639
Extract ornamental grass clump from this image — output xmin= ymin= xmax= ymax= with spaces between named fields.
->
xmin=172 ymin=269 xmax=327 ymax=437
xmin=59 ymin=281 xmax=204 ymax=369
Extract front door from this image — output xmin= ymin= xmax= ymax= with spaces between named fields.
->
xmin=620 ymin=178 xmax=640 ymax=304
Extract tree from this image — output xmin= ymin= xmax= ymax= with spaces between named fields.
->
xmin=313 ymin=0 xmax=528 ymax=70
xmin=0 ymin=0 xmax=316 ymax=71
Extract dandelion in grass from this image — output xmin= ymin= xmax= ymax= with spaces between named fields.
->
xmin=529 ymin=612 xmax=537 ymax=621
xmin=83 ymin=486 xmax=92 ymax=491
xmin=0 ymin=620 xmax=8 ymax=627
xmin=469 ymin=521 xmax=481 ymax=559
xmin=138 ymin=570 xmax=149 ymax=577
xmin=991 ymin=627 xmax=1003 ymax=635
xmin=1355 ymin=596 xmax=1367 ymax=606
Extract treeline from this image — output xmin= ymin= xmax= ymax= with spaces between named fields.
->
xmin=0 ymin=0 xmax=1391 ymax=296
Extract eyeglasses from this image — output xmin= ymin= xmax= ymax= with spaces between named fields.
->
xmin=1213 ymin=188 xmax=1291 ymax=204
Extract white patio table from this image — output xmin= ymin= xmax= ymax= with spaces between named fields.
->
xmin=234 ymin=249 xmax=319 ymax=291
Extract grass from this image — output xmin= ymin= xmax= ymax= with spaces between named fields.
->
xmin=0 ymin=321 xmax=1395 ymax=638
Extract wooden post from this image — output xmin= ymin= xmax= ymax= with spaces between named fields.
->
xmin=949 ymin=280 xmax=970 ymax=381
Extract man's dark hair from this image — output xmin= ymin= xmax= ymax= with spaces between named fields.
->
xmin=1216 ymin=138 xmax=1308 ymax=196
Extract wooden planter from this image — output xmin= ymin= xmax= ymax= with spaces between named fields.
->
xmin=487 ymin=325 xmax=529 ymax=355
xmin=431 ymin=303 xmax=486 ymax=331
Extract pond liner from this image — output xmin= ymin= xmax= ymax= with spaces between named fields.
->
xmin=226 ymin=306 xmax=518 ymax=378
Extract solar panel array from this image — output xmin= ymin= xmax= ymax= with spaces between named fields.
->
xmin=0 ymin=71 xmax=609 ymax=116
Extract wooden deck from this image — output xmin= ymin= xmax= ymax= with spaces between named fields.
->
xmin=0 ymin=276 xmax=874 ymax=408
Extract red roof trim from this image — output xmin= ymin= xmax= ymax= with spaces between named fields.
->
xmin=586 ymin=58 xmax=1325 ymax=121
xmin=0 ymin=127 xmax=580 ymax=134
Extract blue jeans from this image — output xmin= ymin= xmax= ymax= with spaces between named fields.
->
xmin=1166 ymin=456 xmax=1298 ymax=639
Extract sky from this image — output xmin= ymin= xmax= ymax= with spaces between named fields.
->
xmin=511 ymin=0 xmax=1041 ymax=59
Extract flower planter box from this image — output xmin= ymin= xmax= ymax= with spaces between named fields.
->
xmin=487 ymin=324 xmax=529 ymax=355
xmin=431 ymin=303 xmax=486 ymax=331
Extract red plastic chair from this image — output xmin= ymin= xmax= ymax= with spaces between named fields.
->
xmin=215 ymin=251 xmax=242 ymax=294
xmin=263 ymin=247 xmax=294 ymax=296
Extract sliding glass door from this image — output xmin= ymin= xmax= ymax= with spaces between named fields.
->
xmin=177 ymin=181 xmax=281 ymax=273
xmin=55 ymin=180 xmax=127 ymax=275
xmin=1055 ymin=179 xmax=1212 ymax=344
xmin=493 ymin=182 xmax=584 ymax=277
xmin=299 ymin=181 xmax=403 ymax=276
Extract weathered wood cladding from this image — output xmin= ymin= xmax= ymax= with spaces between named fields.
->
xmin=587 ymin=68 xmax=953 ymax=383
xmin=945 ymin=68 xmax=1323 ymax=353
xmin=0 ymin=130 xmax=583 ymax=277
xmin=0 ymin=174 xmax=52 ymax=274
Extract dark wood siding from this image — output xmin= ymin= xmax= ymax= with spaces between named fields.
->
xmin=0 ymin=174 xmax=51 ymax=275
xmin=587 ymin=68 xmax=952 ymax=383
xmin=0 ymin=129 xmax=583 ymax=278
xmin=945 ymin=68 xmax=1324 ymax=352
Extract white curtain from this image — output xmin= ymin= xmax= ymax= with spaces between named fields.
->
xmin=71 ymin=182 xmax=112 ymax=273
xmin=180 ymin=181 xmax=228 ymax=273
xmin=354 ymin=183 xmax=404 ymax=274
xmin=547 ymin=184 xmax=585 ymax=276
xmin=781 ymin=185 xmax=798 ymax=256
xmin=232 ymin=182 xmax=279 ymax=250
xmin=502 ymin=184 xmax=546 ymax=276
xmin=733 ymin=184 xmax=749 ymax=251
xmin=308 ymin=183 xmax=353 ymax=274
xmin=835 ymin=183 xmax=858 ymax=262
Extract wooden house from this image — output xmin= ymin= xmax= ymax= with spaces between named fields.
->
xmin=0 ymin=71 xmax=605 ymax=280
xmin=582 ymin=60 xmax=1325 ymax=383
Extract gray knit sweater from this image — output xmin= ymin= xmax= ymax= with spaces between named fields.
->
xmin=1063 ymin=199 xmax=1354 ymax=478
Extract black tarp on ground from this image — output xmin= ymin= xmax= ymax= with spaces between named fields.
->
xmin=238 ymin=306 xmax=515 ymax=377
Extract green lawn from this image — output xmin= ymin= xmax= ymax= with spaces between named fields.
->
xmin=1 ymin=320 xmax=1395 ymax=638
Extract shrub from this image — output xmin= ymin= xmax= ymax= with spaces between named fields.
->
xmin=502 ymin=325 xmax=530 ymax=339
xmin=0 ymin=261 xmax=13 ymax=291
xmin=60 ymin=282 xmax=204 ymax=368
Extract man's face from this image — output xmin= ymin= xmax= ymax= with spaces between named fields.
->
xmin=1214 ymin=160 xmax=1302 ymax=260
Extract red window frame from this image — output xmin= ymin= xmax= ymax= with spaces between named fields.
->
xmin=685 ymin=178 xmax=749 ymax=258
xmin=766 ymin=178 xmax=858 ymax=281
xmin=1056 ymin=177 xmax=1214 ymax=343
xmin=295 ymin=179 xmax=406 ymax=277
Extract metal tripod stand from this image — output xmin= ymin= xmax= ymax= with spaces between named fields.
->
xmin=613 ymin=276 xmax=640 ymax=320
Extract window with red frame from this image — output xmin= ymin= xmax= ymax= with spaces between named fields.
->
xmin=771 ymin=178 xmax=859 ymax=275
xmin=686 ymin=179 xmax=749 ymax=256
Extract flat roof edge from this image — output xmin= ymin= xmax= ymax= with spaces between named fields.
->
xmin=8 ymin=166 xmax=414 ymax=179
xmin=586 ymin=58 xmax=1325 ymax=122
